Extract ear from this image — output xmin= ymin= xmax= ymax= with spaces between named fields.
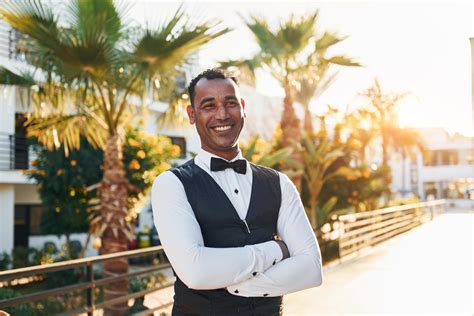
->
xmin=186 ymin=105 xmax=195 ymax=124
xmin=241 ymin=98 xmax=246 ymax=118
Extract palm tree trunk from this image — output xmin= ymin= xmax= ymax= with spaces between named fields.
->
xmin=79 ymin=230 xmax=92 ymax=258
xmin=309 ymin=197 xmax=317 ymax=232
xmin=100 ymin=134 xmax=131 ymax=316
xmin=281 ymin=85 xmax=302 ymax=191
xmin=303 ymin=105 xmax=313 ymax=135
xmin=359 ymin=147 xmax=366 ymax=166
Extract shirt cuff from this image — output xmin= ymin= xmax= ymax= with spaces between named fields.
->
xmin=246 ymin=240 xmax=283 ymax=273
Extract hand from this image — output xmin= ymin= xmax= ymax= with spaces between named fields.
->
xmin=275 ymin=240 xmax=290 ymax=260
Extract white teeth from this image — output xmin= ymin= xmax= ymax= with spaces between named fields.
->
xmin=214 ymin=126 xmax=231 ymax=131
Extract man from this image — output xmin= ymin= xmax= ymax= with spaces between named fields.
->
xmin=152 ymin=69 xmax=323 ymax=315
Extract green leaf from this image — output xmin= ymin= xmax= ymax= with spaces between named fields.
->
xmin=327 ymin=55 xmax=362 ymax=67
xmin=0 ymin=67 xmax=36 ymax=86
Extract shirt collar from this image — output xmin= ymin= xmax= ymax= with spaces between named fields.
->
xmin=196 ymin=147 xmax=245 ymax=170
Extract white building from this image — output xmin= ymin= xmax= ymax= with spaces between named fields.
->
xmin=390 ymin=127 xmax=474 ymax=210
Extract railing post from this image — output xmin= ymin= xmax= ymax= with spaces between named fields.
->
xmin=9 ymin=134 xmax=14 ymax=170
xmin=338 ymin=220 xmax=344 ymax=258
xmin=86 ymin=263 xmax=94 ymax=316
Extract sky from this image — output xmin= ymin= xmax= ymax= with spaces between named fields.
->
xmin=131 ymin=1 xmax=474 ymax=136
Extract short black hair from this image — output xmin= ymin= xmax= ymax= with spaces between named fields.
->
xmin=187 ymin=68 xmax=238 ymax=107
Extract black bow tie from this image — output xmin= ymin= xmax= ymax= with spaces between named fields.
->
xmin=210 ymin=157 xmax=247 ymax=174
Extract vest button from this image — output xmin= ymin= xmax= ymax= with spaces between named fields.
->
xmin=234 ymin=188 xmax=239 ymax=194
xmin=252 ymin=272 xmax=257 ymax=276
xmin=234 ymin=289 xmax=239 ymax=293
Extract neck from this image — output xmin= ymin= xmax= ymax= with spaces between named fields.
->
xmin=202 ymin=146 xmax=240 ymax=161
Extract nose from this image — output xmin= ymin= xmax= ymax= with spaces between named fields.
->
xmin=215 ymin=103 xmax=230 ymax=120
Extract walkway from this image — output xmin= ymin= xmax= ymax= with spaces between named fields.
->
xmin=283 ymin=212 xmax=473 ymax=315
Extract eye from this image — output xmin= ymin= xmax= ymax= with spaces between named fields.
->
xmin=226 ymin=101 xmax=238 ymax=107
xmin=203 ymin=103 xmax=216 ymax=109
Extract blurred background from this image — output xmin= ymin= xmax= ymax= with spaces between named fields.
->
xmin=0 ymin=0 xmax=472 ymax=315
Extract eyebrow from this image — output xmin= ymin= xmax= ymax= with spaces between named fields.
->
xmin=199 ymin=95 xmax=238 ymax=106
xmin=199 ymin=97 xmax=215 ymax=106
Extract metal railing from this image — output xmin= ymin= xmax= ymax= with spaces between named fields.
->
xmin=337 ymin=199 xmax=446 ymax=257
xmin=0 ymin=246 xmax=174 ymax=315
xmin=0 ymin=20 xmax=25 ymax=62
xmin=0 ymin=133 xmax=36 ymax=170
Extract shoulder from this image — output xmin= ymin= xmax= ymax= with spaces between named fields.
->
xmin=276 ymin=171 xmax=299 ymax=198
xmin=152 ymin=170 xmax=182 ymax=193
xmin=169 ymin=158 xmax=198 ymax=179
xmin=152 ymin=160 xmax=195 ymax=195
xmin=248 ymin=162 xmax=280 ymax=178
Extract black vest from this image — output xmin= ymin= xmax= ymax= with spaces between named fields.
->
xmin=169 ymin=159 xmax=283 ymax=316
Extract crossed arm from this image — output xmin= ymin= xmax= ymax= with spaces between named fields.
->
xmin=226 ymin=173 xmax=323 ymax=297
xmin=151 ymin=171 xmax=323 ymax=295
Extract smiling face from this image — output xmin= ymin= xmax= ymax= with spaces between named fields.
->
xmin=187 ymin=78 xmax=245 ymax=160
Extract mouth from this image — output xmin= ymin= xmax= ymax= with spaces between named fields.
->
xmin=210 ymin=125 xmax=233 ymax=133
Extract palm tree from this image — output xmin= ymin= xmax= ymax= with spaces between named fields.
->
xmin=361 ymin=79 xmax=407 ymax=166
xmin=387 ymin=125 xmax=424 ymax=195
xmin=300 ymin=134 xmax=354 ymax=230
xmin=0 ymin=1 xmax=227 ymax=314
xmin=293 ymin=32 xmax=361 ymax=135
xmin=346 ymin=108 xmax=378 ymax=165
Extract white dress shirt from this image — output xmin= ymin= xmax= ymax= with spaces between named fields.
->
xmin=151 ymin=148 xmax=323 ymax=297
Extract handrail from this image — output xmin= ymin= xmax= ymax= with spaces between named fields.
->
xmin=0 ymin=245 xmax=165 ymax=282
xmin=338 ymin=199 xmax=446 ymax=221
xmin=0 ymin=246 xmax=173 ymax=315
xmin=337 ymin=199 xmax=446 ymax=258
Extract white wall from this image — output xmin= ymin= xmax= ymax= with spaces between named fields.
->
xmin=0 ymin=184 xmax=14 ymax=253
xmin=0 ymin=170 xmax=35 ymax=184
xmin=419 ymin=165 xmax=474 ymax=182
xmin=0 ymin=85 xmax=16 ymax=134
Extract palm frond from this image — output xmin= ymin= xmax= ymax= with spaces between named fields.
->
xmin=132 ymin=7 xmax=229 ymax=76
xmin=1 ymin=0 xmax=123 ymax=82
xmin=219 ymin=55 xmax=263 ymax=86
xmin=0 ymin=67 xmax=36 ymax=86
xmin=27 ymin=113 xmax=107 ymax=155
xmin=327 ymin=55 xmax=362 ymax=67
xmin=0 ymin=0 xmax=61 ymax=52
xmin=67 ymin=0 xmax=128 ymax=45
xmin=316 ymin=32 xmax=346 ymax=52
xmin=243 ymin=15 xmax=282 ymax=56
xmin=276 ymin=11 xmax=318 ymax=56
xmin=256 ymin=147 xmax=292 ymax=168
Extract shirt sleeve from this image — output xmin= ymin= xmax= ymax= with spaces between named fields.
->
xmin=151 ymin=171 xmax=283 ymax=290
xmin=226 ymin=172 xmax=323 ymax=297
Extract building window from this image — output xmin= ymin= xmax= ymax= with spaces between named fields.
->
xmin=169 ymin=136 xmax=186 ymax=158
xmin=423 ymin=150 xmax=459 ymax=166
xmin=423 ymin=182 xmax=437 ymax=199
xmin=14 ymin=204 xmax=43 ymax=247
xmin=29 ymin=206 xmax=44 ymax=235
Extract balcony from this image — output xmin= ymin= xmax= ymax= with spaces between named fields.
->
xmin=0 ymin=133 xmax=38 ymax=184
xmin=0 ymin=20 xmax=27 ymax=63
